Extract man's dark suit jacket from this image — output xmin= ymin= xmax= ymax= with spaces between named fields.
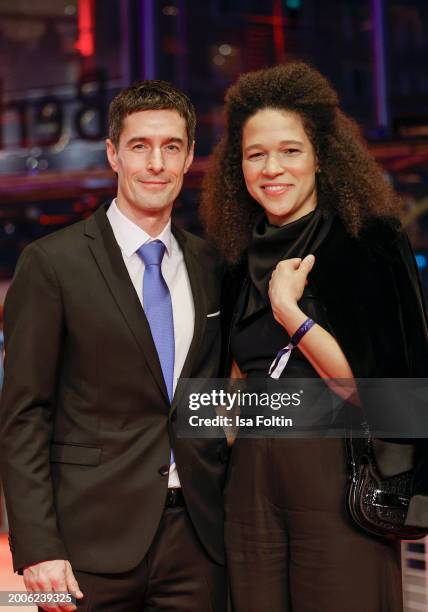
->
xmin=0 ymin=204 xmax=227 ymax=573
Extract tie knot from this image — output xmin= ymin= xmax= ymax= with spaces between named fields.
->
xmin=137 ymin=240 xmax=166 ymax=266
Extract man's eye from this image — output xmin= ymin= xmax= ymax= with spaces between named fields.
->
xmin=133 ymin=143 xmax=146 ymax=150
xmin=281 ymin=148 xmax=300 ymax=155
xmin=166 ymin=144 xmax=180 ymax=152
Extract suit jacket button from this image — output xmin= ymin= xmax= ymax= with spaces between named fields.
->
xmin=170 ymin=412 xmax=177 ymax=422
xmin=158 ymin=465 xmax=169 ymax=476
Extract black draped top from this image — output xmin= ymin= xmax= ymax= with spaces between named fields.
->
xmin=231 ymin=209 xmax=333 ymax=378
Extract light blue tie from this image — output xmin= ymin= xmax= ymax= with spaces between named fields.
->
xmin=138 ymin=240 xmax=175 ymax=465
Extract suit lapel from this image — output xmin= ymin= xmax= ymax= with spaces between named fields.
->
xmin=84 ymin=205 xmax=169 ymax=404
xmin=172 ymin=225 xmax=208 ymax=408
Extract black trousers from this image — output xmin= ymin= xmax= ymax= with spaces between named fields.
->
xmin=225 ymin=438 xmax=403 ymax=612
xmin=40 ymin=506 xmax=227 ymax=612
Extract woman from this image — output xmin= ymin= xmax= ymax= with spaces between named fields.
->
xmin=201 ymin=62 xmax=428 ymax=612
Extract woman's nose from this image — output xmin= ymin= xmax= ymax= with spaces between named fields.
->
xmin=262 ymin=154 xmax=284 ymax=176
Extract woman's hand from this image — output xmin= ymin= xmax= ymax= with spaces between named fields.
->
xmin=267 ymin=253 xmax=357 ymax=396
xmin=268 ymin=254 xmax=315 ymax=322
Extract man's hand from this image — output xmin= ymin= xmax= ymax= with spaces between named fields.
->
xmin=23 ymin=560 xmax=83 ymax=612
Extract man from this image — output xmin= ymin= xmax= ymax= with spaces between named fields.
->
xmin=0 ymin=81 xmax=227 ymax=611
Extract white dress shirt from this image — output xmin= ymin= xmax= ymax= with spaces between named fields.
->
xmin=107 ymin=199 xmax=195 ymax=487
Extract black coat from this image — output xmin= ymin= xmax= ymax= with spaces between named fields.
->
xmin=221 ymin=215 xmax=428 ymax=526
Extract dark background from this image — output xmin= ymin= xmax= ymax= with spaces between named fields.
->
xmin=0 ymin=0 xmax=427 ymax=296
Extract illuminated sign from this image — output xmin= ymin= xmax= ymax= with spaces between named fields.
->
xmin=0 ymin=69 xmax=108 ymax=150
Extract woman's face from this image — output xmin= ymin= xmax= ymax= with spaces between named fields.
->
xmin=242 ymin=108 xmax=318 ymax=226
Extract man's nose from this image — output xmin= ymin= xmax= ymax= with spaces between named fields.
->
xmin=262 ymin=154 xmax=284 ymax=177
xmin=147 ymin=149 xmax=164 ymax=173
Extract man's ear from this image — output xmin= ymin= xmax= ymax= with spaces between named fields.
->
xmin=184 ymin=140 xmax=195 ymax=174
xmin=106 ymin=139 xmax=119 ymax=173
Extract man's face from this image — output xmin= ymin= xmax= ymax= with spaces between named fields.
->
xmin=106 ymin=109 xmax=194 ymax=220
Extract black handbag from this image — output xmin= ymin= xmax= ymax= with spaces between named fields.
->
xmin=346 ymin=434 xmax=428 ymax=540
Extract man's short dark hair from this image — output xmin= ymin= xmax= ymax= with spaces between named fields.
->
xmin=108 ymin=80 xmax=196 ymax=150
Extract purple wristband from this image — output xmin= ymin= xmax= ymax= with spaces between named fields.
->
xmin=268 ymin=318 xmax=315 ymax=379
xmin=290 ymin=317 xmax=315 ymax=347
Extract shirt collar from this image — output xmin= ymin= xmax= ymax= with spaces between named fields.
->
xmin=107 ymin=199 xmax=172 ymax=258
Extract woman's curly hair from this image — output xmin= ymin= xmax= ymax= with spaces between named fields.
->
xmin=200 ymin=62 xmax=402 ymax=264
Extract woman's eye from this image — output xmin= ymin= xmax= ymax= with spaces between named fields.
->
xmin=248 ymin=152 xmax=263 ymax=160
